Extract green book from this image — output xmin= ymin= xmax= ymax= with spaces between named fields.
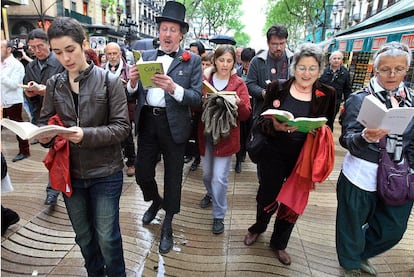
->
xmin=261 ymin=109 xmax=327 ymax=133
xmin=132 ymin=50 xmax=141 ymax=63
xmin=136 ymin=61 xmax=164 ymax=89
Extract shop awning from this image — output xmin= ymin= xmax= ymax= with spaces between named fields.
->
xmin=332 ymin=14 xmax=414 ymax=52
xmin=335 ymin=0 xmax=414 ymax=37
xmin=335 ymin=15 xmax=414 ymax=41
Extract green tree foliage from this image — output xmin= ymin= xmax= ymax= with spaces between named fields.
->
xmin=264 ymin=0 xmax=329 ymax=47
xmin=179 ymin=0 xmax=250 ymax=46
xmin=101 ymin=0 xmax=118 ymax=15
xmin=234 ymin=31 xmax=250 ymax=47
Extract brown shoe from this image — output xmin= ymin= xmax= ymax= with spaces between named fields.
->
xmin=244 ymin=232 xmax=259 ymax=246
xmin=274 ymin=249 xmax=291 ymax=265
xmin=126 ymin=166 xmax=135 ymax=177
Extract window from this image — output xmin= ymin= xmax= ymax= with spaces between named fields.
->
xmin=71 ymin=1 xmax=76 ymax=12
xmin=83 ymin=2 xmax=88 ymax=16
xmin=56 ymin=0 xmax=64 ymax=16
xmin=102 ymin=9 xmax=106 ymax=25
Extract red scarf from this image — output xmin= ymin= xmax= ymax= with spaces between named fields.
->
xmin=43 ymin=114 xmax=72 ymax=197
xmin=265 ymin=125 xmax=335 ymax=221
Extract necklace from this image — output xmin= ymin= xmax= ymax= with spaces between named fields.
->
xmin=293 ymin=82 xmax=312 ymax=94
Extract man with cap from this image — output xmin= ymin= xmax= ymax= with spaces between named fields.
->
xmin=128 ymin=1 xmax=202 ymax=254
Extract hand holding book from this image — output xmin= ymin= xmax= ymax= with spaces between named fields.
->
xmin=268 ymin=115 xmax=298 ymax=133
xmin=261 ymin=109 xmax=327 ymax=133
xmin=20 ymin=81 xmax=47 ymax=97
xmin=136 ymin=61 xmax=164 ymax=89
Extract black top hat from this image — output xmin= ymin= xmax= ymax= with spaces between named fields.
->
xmin=156 ymin=1 xmax=189 ymax=34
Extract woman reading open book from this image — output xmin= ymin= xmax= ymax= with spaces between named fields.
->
xmin=243 ymin=43 xmax=336 ymax=266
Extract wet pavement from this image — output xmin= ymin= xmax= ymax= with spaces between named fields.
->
xmin=1 ymin=120 xmax=413 ymax=276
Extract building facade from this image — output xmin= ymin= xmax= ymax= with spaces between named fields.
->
xmin=1 ymin=0 xmax=164 ymax=48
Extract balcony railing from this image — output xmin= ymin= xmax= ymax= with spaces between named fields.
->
xmin=64 ymin=9 xmax=92 ymax=24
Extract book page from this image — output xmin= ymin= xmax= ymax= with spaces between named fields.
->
xmin=217 ymin=91 xmax=236 ymax=95
xmin=261 ymin=109 xmax=294 ymax=122
xmin=18 ymin=81 xmax=46 ymax=91
xmin=1 ymin=120 xmax=38 ymax=139
xmin=31 ymin=125 xmax=77 ymax=140
xmin=289 ymin=117 xmax=327 ymax=133
xmin=377 ymin=108 xmax=414 ymax=134
xmin=202 ymin=80 xmax=217 ymax=95
xmin=357 ymin=94 xmax=414 ymax=134
xmin=1 ymin=118 xmax=76 ymax=140
xmin=260 ymin=109 xmax=327 ymax=132
xmin=136 ymin=61 xmax=164 ymax=89
xmin=357 ymin=94 xmax=387 ymax=129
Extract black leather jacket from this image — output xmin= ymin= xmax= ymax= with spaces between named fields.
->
xmin=339 ymin=88 xmax=414 ymax=168
xmin=39 ymin=64 xmax=130 ymax=179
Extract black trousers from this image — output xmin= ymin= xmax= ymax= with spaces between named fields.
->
xmin=248 ymin=138 xmax=304 ymax=250
xmin=236 ymin=115 xmax=252 ymax=162
xmin=135 ymin=107 xmax=186 ymax=214
xmin=185 ymin=111 xmax=201 ymax=162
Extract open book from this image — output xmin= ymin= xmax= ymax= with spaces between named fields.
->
xmin=136 ymin=61 xmax=164 ymax=89
xmin=202 ymin=80 xmax=237 ymax=105
xmin=202 ymin=80 xmax=236 ymax=95
xmin=357 ymin=94 xmax=414 ymax=134
xmin=1 ymin=118 xmax=76 ymax=140
xmin=18 ymin=81 xmax=46 ymax=91
xmin=261 ymin=109 xmax=328 ymax=133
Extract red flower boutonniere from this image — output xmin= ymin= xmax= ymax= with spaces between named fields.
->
xmin=179 ymin=51 xmax=191 ymax=62
xmin=315 ymin=89 xmax=325 ymax=98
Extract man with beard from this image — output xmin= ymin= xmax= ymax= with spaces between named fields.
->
xmin=246 ymin=24 xmax=293 ymax=119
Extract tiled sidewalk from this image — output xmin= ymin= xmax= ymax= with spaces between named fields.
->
xmin=1 ymin=124 xmax=413 ymax=276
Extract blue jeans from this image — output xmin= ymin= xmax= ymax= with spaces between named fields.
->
xmin=201 ymin=136 xmax=232 ymax=219
xmin=63 ymin=171 xmax=126 ymax=277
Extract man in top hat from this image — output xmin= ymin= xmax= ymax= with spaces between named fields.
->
xmin=128 ymin=1 xmax=202 ymax=254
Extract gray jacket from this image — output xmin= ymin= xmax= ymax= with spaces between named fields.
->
xmin=23 ymin=52 xmax=64 ymax=121
xmin=246 ymin=49 xmax=294 ymax=118
xmin=131 ymin=48 xmax=202 ymax=144
xmin=339 ymin=88 xmax=414 ymax=168
xmin=39 ymin=64 xmax=130 ymax=179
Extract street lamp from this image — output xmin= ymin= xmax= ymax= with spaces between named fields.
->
xmin=321 ymin=1 xmax=344 ymax=41
xmin=119 ymin=14 xmax=139 ymax=44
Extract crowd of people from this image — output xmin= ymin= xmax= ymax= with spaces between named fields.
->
xmin=1 ymin=1 xmax=413 ymax=276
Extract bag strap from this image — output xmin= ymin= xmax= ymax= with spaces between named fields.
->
xmin=379 ymin=136 xmax=386 ymax=149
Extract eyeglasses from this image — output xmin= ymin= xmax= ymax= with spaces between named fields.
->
xmin=376 ymin=68 xmax=407 ymax=76
xmin=27 ymin=43 xmax=47 ymax=52
xmin=296 ymin=65 xmax=319 ymax=74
